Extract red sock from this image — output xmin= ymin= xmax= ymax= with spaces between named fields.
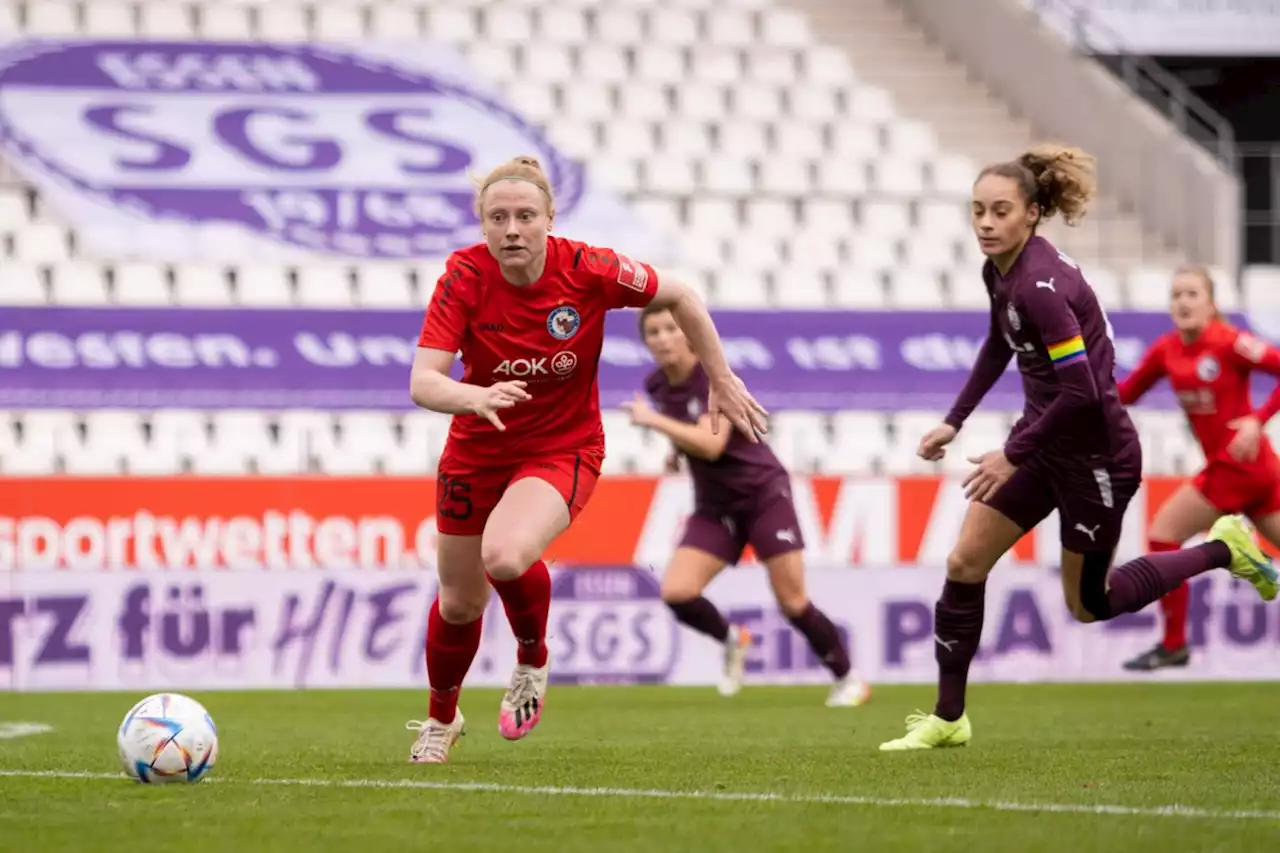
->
xmin=488 ymin=559 xmax=551 ymax=668
xmin=1149 ymin=539 xmax=1188 ymax=651
xmin=425 ymin=598 xmax=483 ymax=724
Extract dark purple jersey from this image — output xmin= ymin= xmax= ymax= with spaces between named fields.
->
xmin=945 ymin=235 xmax=1139 ymax=465
xmin=645 ymin=363 xmax=789 ymax=509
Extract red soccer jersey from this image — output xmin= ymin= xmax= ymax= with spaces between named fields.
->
xmin=1119 ymin=319 xmax=1280 ymax=464
xmin=417 ymin=235 xmax=659 ymax=467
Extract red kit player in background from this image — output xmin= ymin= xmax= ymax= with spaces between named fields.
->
xmin=405 ymin=156 xmax=768 ymax=763
xmin=1118 ymin=266 xmax=1280 ymax=671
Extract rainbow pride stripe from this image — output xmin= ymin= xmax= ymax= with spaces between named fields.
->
xmin=1047 ymin=335 xmax=1087 ymax=367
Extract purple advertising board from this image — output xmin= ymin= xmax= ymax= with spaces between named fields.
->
xmin=0 ymin=306 xmax=1261 ymax=411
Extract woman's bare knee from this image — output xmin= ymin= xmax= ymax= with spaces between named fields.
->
xmin=945 ymin=548 xmax=994 ymax=584
xmin=480 ymin=535 xmax=537 ymax=582
xmin=660 ymin=576 xmax=702 ymax=604
xmin=437 ymin=594 xmax=485 ymax=624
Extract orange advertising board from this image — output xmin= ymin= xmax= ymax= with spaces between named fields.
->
xmin=0 ymin=475 xmax=1256 ymax=571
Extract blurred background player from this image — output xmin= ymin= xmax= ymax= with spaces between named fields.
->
xmin=623 ymin=305 xmax=871 ymax=707
xmin=880 ymin=145 xmax=1279 ymax=751
xmin=1117 ymin=266 xmax=1280 ymax=671
xmin=407 ymin=156 xmax=769 ymax=763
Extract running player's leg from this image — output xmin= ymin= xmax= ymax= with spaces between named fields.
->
xmin=483 ymin=453 xmax=600 ymax=740
xmin=1123 ymin=483 xmax=1221 ymax=671
xmin=661 ymin=514 xmax=752 ymax=696
xmin=881 ymin=464 xmax=1051 ymax=751
xmin=1061 ymin=452 xmax=1274 ymax=625
xmin=409 ymin=466 xmax=502 ymax=763
xmin=748 ymin=493 xmax=868 ymax=706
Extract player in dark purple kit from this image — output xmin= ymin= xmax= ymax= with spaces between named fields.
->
xmin=622 ymin=305 xmax=871 ymax=706
xmin=880 ymin=143 xmax=1278 ymax=750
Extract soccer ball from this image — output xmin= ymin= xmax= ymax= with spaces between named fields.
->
xmin=117 ymin=693 xmax=219 ymax=784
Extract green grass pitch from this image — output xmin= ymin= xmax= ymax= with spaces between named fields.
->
xmin=1 ymin=684 xmax=1278 ymax=852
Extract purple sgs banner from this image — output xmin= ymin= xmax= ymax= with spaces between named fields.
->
xmin=0 ymin=306 xmax=1252 ymax=411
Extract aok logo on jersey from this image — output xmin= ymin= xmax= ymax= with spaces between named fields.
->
xmin=494 ymin=351 xmax=577 ymax=379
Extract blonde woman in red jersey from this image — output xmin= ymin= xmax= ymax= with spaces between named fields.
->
xmin=1118 ymin=266 xmax=1280 ymax=671
xmin=405 ymin=156 xmax=768 ymax=763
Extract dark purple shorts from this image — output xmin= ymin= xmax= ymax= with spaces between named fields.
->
xmin=677 ymin=491 xmax=805 ymax=565
xmin=985 ymin=442 xmax=1143 ymax=553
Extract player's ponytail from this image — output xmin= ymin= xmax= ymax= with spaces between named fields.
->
xmin=474 ymin=156 xmax=556 ymax=218
xmin=978 ymin=143 xmax=1097 ymax=228
xmin=1017 ymin=144 xmax=1097 ymax=226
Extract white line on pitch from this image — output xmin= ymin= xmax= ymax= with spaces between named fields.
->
xmin=1 ymin=769 xmax=1276 ymax=822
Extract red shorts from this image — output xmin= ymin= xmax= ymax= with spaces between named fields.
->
xmin=434 ymin=451 xmax=601 ymax=536
xmin=1193 ymin=457 xmax=1280 ymax=519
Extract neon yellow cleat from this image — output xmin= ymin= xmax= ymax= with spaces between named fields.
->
xmin=878 ymin=711 xmax=971 ymax=751
xmin=1207 ymin=514 xmax=1278 ymax=602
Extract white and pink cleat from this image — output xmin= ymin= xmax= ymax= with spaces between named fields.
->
xmin=498 ymin=662 xmax=548 ymax=741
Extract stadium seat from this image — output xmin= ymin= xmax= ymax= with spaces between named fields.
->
xmin=26 ymin=1 xmax=76 ymax=35
xmin=827 ymin=411 xmax=891 ymax=474
xmin=139 ymin=2 xmax=195 ymax=37
xmin=0 ymin=263 xmax=45 ymax=304
xmin=14 ymin=223 xmax=70 ymax=263
xmin=888 ymin=271 xmax=946 ymax=309
xmin=236 ymin=267 xmax=293 ymax=306
xmin=112 ymin=262 xmax=172 ymax=306
xmin=769 ymin=410 xmax=831 ymax=473
xmin=600 ymin=411 xmax=671 ymax=474
xmin=200 ymin=4 xmax=252 ymax=38
xmin=1243 ymin=265 xmax=1280 ymax=312
xmin=296 ymin=266 xmax=355 ymax=309
xmin=368 ymin=5 xmax=418 ymax=40
xmin=255 ymin=3 xmax=309 ymax=40
xmin=174 ymin=265 xmax=233 ymax=306
xmin=356 ymin=264 xmax=415 ymax=308
xmin=313 ymin=4 xmax=364 ymax=41
xmin=51 ymin=262 xmax=110 ymax=305
xmin=1126 ymin=267 xmax=1171 ymax=311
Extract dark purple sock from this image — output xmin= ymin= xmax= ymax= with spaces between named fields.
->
xmin=934 ymin=579 xmax=986 ymax=722
xmin=667 ymin=597 xmax=730 ymax=643
xmin=1107 ymin=541 xmax=1231 ymax=615
xmin=787 ymin=602 xmax=852 ymax=679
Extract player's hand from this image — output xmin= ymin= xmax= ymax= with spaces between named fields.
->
xmin=963 ymin=449 xmax=1016 ymax=503
xmin=708 ymin=373 xmax=769 ymax=443
xmin=918 ymin=423 xmax=958 ymax=461
xmin=620 ymin=393 xmax=658 ymax=428
xmin=468 ymin=381 xmax=531 ymax=432
xmin=1227 ymin=415 xmax=1263 ymax=463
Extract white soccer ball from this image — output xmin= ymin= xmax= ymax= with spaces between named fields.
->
xmin=117 ymin=693 xmax=219 ymax=784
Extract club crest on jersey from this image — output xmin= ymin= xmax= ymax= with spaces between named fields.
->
xmin=1196 ymin=355 xmax=1220 ymax=382
xmin=687 ymin=397 xmax=701 ymax=419
xmin=1007 ymin=303 xmax=1021 ymax=332
xmin=547 ymin=306 xmax=581 ymax=341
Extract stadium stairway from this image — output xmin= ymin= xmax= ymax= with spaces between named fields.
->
xmin=787 ymin=0 xmax=1188 ymax=274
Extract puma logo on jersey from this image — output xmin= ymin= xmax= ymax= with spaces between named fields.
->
xmin=934 ymin=635 xmax=957 ymax=652
xmin=776 ymin=529 xmax=797 ymax=544
xmin=1036 ymin=278 xmax=1056 ymax=291
xmin=1074 ymin=523 xmax=1101 ymax=542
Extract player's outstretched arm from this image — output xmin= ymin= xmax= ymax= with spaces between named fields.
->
xmin=621 ymin=393 xmax=731 ymax=461
xmin=1117 ymin=340 xmax=1167 ymax=406
xmin=409 ymin=347 xmax=530 ymax=431
xmin=648 ymin=271 xmax=769 ymax=442
xmin=943 ymin=304 xmax=1014 ymax=432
